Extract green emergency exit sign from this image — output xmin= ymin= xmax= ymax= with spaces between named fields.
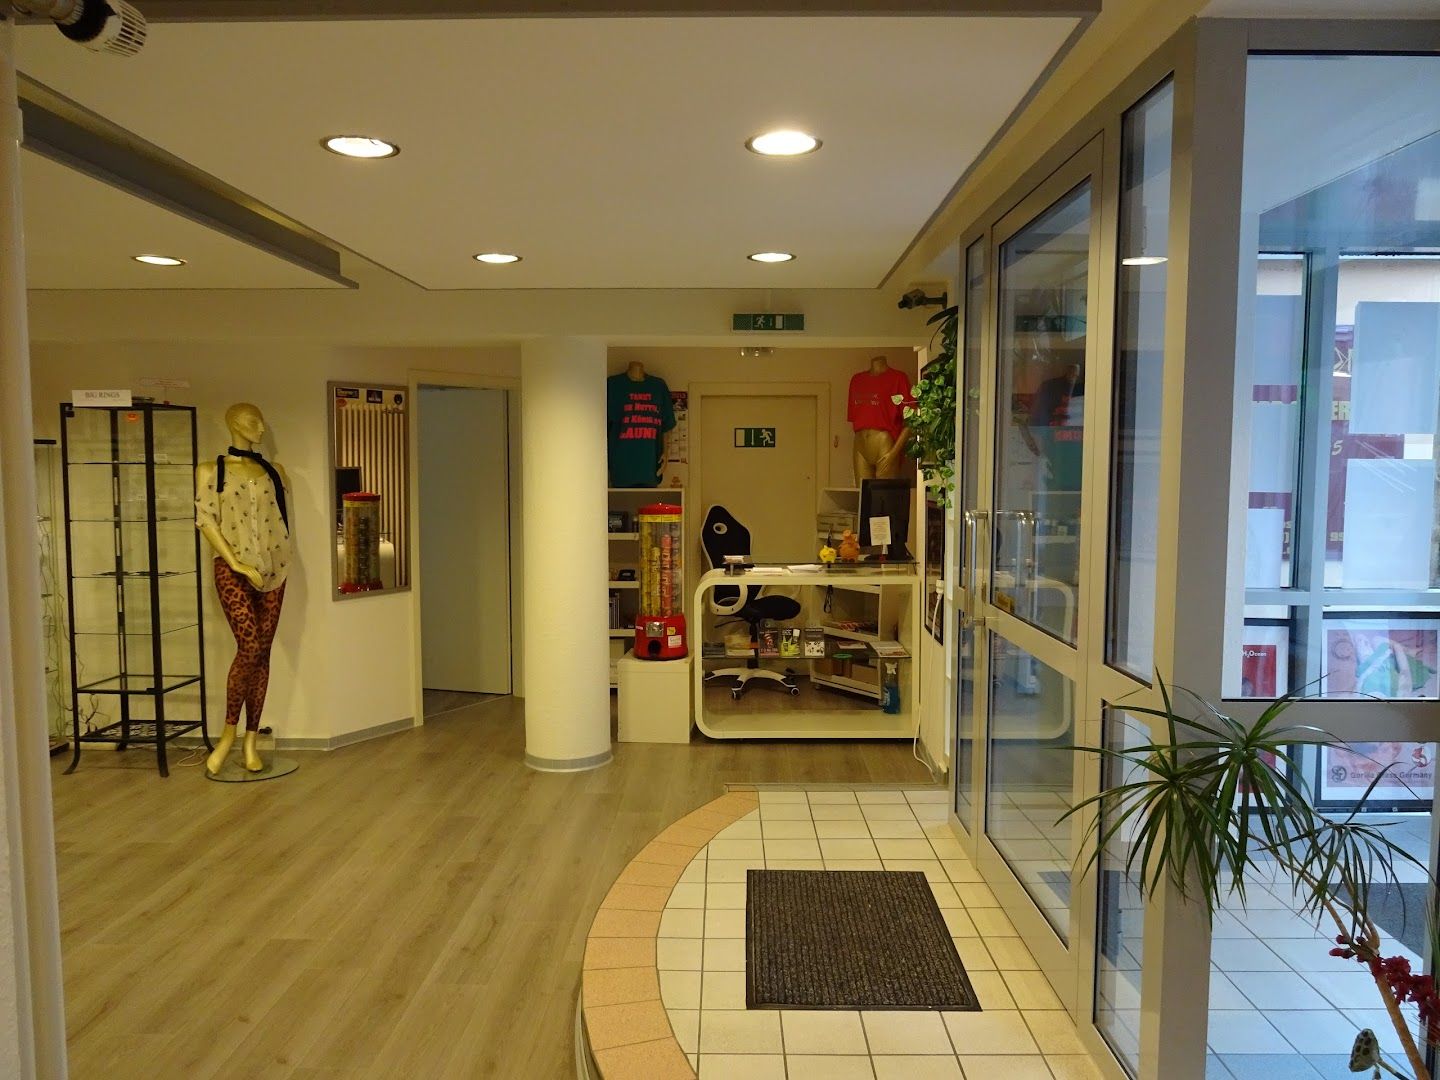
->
xmin=732 ymin=313 xmax=805 ymax=332
xmin=734 ymin=427 xmax=777 ymax=448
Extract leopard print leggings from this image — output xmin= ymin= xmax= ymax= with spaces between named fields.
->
xmin=214 ymin=558 xmax=286 ymax=732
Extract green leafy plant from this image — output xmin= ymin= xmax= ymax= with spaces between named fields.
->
xmin=1066 ymin=683 xmax=1438 ymax=1079
xmin=903 ymin=305 xmax=958 ymax=504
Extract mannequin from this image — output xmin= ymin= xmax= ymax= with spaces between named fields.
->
xmin=848 ymin=355 xmax=913 ymax=482
xmin=195 ymin=403 xmax=292 ymax=776
xmin=607 ymin=360 xmax=675 ymax=487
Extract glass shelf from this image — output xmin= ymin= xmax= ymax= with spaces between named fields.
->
xmin=72 ymin=570 xmax=197 ymax=580
xmin=75 ymin=673 xmax=202 ymax=695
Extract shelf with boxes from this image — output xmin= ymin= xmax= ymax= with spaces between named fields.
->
xmin=692 ymin=565 xmax=918 ymax=740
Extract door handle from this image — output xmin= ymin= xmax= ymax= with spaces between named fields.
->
xmin=961 ymin=509 xmax=988 ymax=628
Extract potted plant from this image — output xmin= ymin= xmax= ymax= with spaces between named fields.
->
xmin=903 ymin=305 xmax=958 ymax=503
xmin=1068 ymin=684 xmax=1439 ymax=1079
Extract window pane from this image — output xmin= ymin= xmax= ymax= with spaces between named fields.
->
xmin=1332 ymin=258 xmax=1440 ymax=590
xmin=1322 ymin=613 xmax=1439 ymax=700
xmin=994 ymin=182 xmax=1091 ymax=644
xmin=1246 ymin=256 xmax=1304 ymax=590
xmin=1095 ymin=709 xmax=1149 ymax=1078
xmin=954 ymin=238 xmax=985 ymax=828
xmin=1108 ymin=79 xmax=1173 ymax=679
xmin=1238 ymin=608 xmax=1292 ymax=699
xmin=985 ymin=636 xmax=1074 ymax=942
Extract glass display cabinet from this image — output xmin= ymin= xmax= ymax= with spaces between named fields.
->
xmin=60 ymin=403 xmax=211 ymax=777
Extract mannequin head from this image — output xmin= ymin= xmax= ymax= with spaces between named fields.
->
xmin=869 ymin=355 xmax=889 ymax=374
xmin=225 ymin=402 xmax=267 ymax=448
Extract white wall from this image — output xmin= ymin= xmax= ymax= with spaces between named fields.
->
xmin=30 ymin=342 xmax=518 ymax=743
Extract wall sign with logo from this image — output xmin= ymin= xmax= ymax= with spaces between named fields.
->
xmin=733 ymin=427 xmax=777 ymax=448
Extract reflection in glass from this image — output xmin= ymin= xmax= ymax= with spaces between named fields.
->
xmin=1108 ymin=80 xmax=1173 ymax=680
xmin=954 ymin=620 xmax=975 ymax=828
xmin=1246 ymin=256 xmax=1304 ymax=591
xmin=994 ymin=182 xmax=1091 ymax=643
xmin=1238 ymin=607 xmax=1292 ymax=699
xmin=1322 ymin=615 xmax=1439 ymax=701
xmin=985 ymin=636 xmax=1074 ymax=942
xmin=1096 ymin=709 xmax=1148 ymax=1077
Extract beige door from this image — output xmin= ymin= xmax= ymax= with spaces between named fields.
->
xmin=698 ymin=394 xmax=818 ymax=563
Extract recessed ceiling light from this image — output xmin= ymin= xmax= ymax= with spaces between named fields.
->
xmin=474 ymin=252 xmax=522 ymax=265
xmin=323 ymin=136 xmax=400 ymax=159
xmin=748 ymin=252 xmax=795 ymax=264
xmin=1121 ymin=255 xmax=1168 ymax=267
xmin=746 ymin=130 xmax=821 ymax=157
xmin=132 ymin=254 xmax=185 ymax=267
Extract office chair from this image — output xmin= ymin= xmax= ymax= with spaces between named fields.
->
xmin=700 ymin=505 xmax=801 ymax=699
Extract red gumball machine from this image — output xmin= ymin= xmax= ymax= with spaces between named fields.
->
xmin=634 ymin=503 xmax=687 ymax=660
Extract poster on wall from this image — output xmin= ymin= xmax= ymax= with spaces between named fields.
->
xmin=1320 ymin=742 xmax=1436 ymax=803
xmin=667 ymin=390 xmax=689 ymax=465
xmin=1323 ymin=623 xmax=1439 ymax=701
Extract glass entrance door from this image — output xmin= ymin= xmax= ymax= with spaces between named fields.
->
xmin=960 ymin=142 xmax=1104 ymax=1006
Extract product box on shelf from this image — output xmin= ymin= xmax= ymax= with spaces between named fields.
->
xmin=780 ymin=628 xmax=801 ymax=658
xmin=803 ymin=627 xmax=826 ymax=658
xmin=758 ymin=629 xmax=780 ymax=658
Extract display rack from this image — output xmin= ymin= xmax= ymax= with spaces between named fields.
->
xmin=693 ymin=564 xmax=919 ymax=739
xmin=607 ymin=486 xmax=685 ymax=686
xmin=34 ymin=439 xmax=69 ymax=752
xmin=60 ymin=403 xmax=211 ymax=777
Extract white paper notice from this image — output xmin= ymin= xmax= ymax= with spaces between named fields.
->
xmin=72 ymin=389 xmax=132 ymax=408
xmin=1245 ymin=507 xmax=1285 ymax=589
xmin=1342 ymin=458 xmax=1435 ymax=589
xmin=869 ymin=516 xmax=892 ymax=547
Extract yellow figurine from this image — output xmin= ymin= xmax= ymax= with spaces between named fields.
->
xmin=819 ymin=544 xmax=837 ymax=565
xmin=837 ymin=529 xmax=861 ymax=563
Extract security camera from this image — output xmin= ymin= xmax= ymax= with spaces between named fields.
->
xmin=11 ymin=0 xmax=147 ymax=56
xmin=898 ymin=288 xmax=948 ymax=311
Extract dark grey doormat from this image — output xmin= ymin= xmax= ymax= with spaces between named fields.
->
xmin=746 ymin=869 xmax=980 ymax=1011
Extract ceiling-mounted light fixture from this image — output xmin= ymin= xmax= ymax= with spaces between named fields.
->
xmin=746 ymin=129 xmax=821 ymax=157
xmin=12 ymin=0 xmax=148 ymax=56
xmin=474 ymin=252 xmax=522 ymax=265
xmin=132 ymin=254 xmax=185 ymax=266
xmin=748 ymin=252 xmax=795 ymax=264
xmin=323 ymin=136 xmax=400 ymax=159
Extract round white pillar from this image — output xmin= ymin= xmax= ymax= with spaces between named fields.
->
xmin=520 ymin=337 xmax=613 ymax=772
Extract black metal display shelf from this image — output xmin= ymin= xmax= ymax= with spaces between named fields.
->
xmin=61 ymin=402 xmax=211 ymax=778
xmin=73 ymin=718 xmax=205 ymax=748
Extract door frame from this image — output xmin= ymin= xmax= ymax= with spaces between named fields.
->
xmin=408 ymin=370 xmax=521 ymax=727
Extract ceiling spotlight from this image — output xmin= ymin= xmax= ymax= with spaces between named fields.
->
xmin=132 ymin=254 xmax=185 ymax=266
xmin=1121 ymin=255 xmax=1168 ymax=267
xmin=748 ymin=252 xmax=795 ymax=264
xmin=746 ymin=129 xmax=821 ymax=157
xmin=323 ymin=136 xmax=400 ymax=160
xmin=474 ymin=252 xmax=522 ymax=265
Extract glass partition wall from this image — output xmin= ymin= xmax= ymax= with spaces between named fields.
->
xmin=944 ymin=19 xmax=1440 ymax=1080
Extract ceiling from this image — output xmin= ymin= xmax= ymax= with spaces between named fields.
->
xmin=16 ymin=15 xmax=1078 ymax=290
xmin=21 ymin=151 xmax=348 ymax=289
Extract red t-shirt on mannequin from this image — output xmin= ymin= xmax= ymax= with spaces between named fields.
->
xmin=847 ymin=366 xmax=913 ymax=439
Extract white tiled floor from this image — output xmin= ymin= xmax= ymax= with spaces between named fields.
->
xmin=657 ymin=786 xmax=1105 ymax=1080
xmin=1203 ymin=814 xmax=1432 ymax=1080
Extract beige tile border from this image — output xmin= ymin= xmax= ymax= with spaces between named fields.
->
xmin=582 ymin=790 xmax=760 ymax=1080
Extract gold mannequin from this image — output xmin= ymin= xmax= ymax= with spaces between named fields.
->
xmin=852 ymin=355 xmax=913 ymax=482
xmin=197 ymin=404 xmax=290 ymax=775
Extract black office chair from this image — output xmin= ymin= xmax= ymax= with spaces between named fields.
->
xmin=700 ymin=505 xmax=800 ymax=699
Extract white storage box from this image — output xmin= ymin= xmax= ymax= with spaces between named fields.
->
xmin=617 ymin=654 xmax=693 ymax=744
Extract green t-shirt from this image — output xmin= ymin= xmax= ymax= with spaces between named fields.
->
xmin=607 ymin=373 xmax=676 ymax=487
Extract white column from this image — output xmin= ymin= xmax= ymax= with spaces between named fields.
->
xmin=0 ymin=19 xmax=67 ymax=1079
xmin=520 ymin=337 xmax=613 ymax=771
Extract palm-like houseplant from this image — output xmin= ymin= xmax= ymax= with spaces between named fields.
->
xmin=1068 ymin=684 xmax=1439 ymax=1079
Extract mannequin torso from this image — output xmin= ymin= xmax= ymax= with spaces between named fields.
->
xmin=848 ymin=355 xmax=913 ymax=482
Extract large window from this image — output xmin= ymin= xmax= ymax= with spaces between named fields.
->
xmin=1229 ymin=55 xmax=1440 ymax=716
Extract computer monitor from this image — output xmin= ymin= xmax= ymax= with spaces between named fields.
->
xmin=859 ymin=478 xmax=914 ymax=560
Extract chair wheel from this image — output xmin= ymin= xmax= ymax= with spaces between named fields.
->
xmin=789 ymin=686 xmax=800 ymax=696
xmin=732 ymin=689 xmax=742 ymax=701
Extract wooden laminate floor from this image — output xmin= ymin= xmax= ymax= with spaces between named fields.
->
xmin=51 ymin=699 xmax=931 ymax=1080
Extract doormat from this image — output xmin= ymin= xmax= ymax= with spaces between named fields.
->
xmin=1343 ymin=882 xmax=1430 ymax=957
xmin=746 ymin=869 xmax=980 ymax=1010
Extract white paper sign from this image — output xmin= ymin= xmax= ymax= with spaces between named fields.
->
xmin=869 ymin=516 xmax=892 ymax=546
xmin=72 ymin=389 xmax=132 ymax=408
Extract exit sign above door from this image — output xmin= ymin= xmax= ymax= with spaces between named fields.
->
xmin=734 ymin=427 xmax=777 ymax=448
xmin=732 ymin=313 xmax=805 ymax=332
